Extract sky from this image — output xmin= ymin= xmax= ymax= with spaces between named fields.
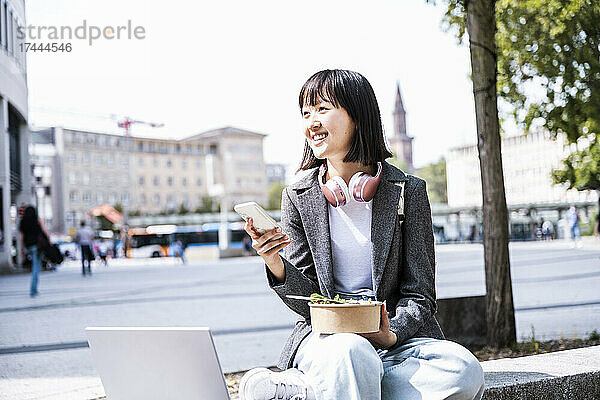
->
xmin=25 ymin=0 xmax=487 ymax=176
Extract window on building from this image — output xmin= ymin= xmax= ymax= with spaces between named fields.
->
xmin=182 ymin=160 xmax=187 ymax=169
xmin=107 ymin=154 xmax=115 ymax=167
xmin=168 ymin=177 xmax=174 ymax=186
xmin=69 ymin=191 xmax=79 ymax=202
xmin=186 ymin=145 xmax=192 ymax=154
xmin=176 ymin=144 xmax=181 ymax=153
xmin=138 ymin=176 xmax=145 ymax=185
xmin=196 ymin=161 xmax=202 ymax=169
xmin=167 ymin=159 xmax=172 ymax=168
xmin=196 ymin=178 xmax=202 ymax=186
xmin=120 ymin=158 xmax=129 ymax=167
xmin=153 ymin=194 xmax=160 ymax=205
xmin=153 ymin=176 xmax=159 ymax=186
xmin=69 ymin=173 xmax=77 ymax=185
xmin=122 ymin=192 xmax=130 ymax=205
xmin=95 ymin=154 xmax=103 ymax=167
xmin=96 ymin=176 xmax=103 ymax=186
xmin=82 ymin=173 xmax=90 ymax=185
xmin=153 ymin=158 xmax=158 ymax=167
xmin=209 ymin=144 xmax=217 ymax=154
xmin=83 ymin=192 xmax=91 ymax=203
xmin=69 ymin=152 xmax=77 ymax=164
xmin=139 ymin=194 xmax=146 ymax=204
xmin=148 ymin=143 xmax=155 ymax=152
xmin=97 ymin=192 xmax=103 ymax=203
xmin=138 ymin=157 xmax=144 ymax=166
xmin=8 ymin=11 xmax=13 ymax=55
xmin=138 ymin=142 xmax=144 ymax=152
xmin=182 ymin=178 xmax=187 ymax=186
xmin=2 ymin=3 xmax=8 ymax=51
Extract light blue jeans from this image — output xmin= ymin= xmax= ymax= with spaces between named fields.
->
xmin=26 ymin=245 xmax=42 ymax=296
xmin=293 ymin=332 xmax=484 ymax=400
xmin=570 ymin=224 xmax=581 ymax=240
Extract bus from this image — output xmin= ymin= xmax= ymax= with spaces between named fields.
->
xmin=128 ymin=223 xmax=249 ymax=258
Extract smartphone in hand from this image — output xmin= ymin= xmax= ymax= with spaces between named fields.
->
xmin=234 ymin=202 xmax=285 ymax=238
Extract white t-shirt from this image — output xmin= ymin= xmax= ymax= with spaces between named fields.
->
xmin=328 ymin=198 xmax=375 ymax=297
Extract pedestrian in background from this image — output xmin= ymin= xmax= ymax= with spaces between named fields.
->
xmin=566 ymin=206 xmax=582 ymax=248
xmin=75 ymin=221 xmax=95 ymax=275
xmin=19 ymin=205 xmax=51 ymax=297
xmin=172 ymin=239 xmax=185 ymax=264
xmin=98 ymin=239 xmax=109 ymax=267
xmin=541 ymin=220 xmax=554 ymax=241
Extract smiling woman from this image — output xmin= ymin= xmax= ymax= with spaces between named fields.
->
xmin=239 ymin=69 xmax=485 ymax=400
xmin=297 ymin=70 xmax=392 ymax=174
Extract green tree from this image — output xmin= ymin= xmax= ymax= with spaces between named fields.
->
xmin=387 ymin=156 xmax=411 ymax=174
xmin=443 ymin=0 xmax=600 ymax=202
xmin=416 ymin=159 xmax=448 ymax=203
xmin=268 ymin=181 xmax=287 ymax=210
xmin=177 ymin=202 xmax=190 ymax=215
xmin=436 ymin=0 xmax=516 ymax=348
xmin=194 ymin=195 xmax=218 ymax=213
xmin=552 ymin=137 xmax=600 ymax=207
xmin=113 ymin=202 xmax=123 ymax=214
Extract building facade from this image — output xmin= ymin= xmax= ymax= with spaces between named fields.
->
xmin=37 ymin=126 xmax=268 ymax=233
xmin=30 ymin=128 xmax=63 ymax=233
xmin=446 ymin=130 xmax=598 ymax=208
xmin=57 ymin=127 xmax=135 ymax=234
xmin=0 ymin=0 xmax=31 ymax=271
xmin=387 ymin=83 xmax=414 ymax=171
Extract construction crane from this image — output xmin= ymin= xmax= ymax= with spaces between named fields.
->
xmin=117 ymin=116 xmax=164 ymax=136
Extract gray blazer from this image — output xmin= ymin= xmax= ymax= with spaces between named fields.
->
xmin=265 ymin=161 xmax=444 ymax=370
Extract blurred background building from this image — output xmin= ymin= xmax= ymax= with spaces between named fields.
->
xmin=28 ymin=125 xmax=269 ymax=235
xmin=29 ymin=128 xmax=62 ymax=233
xmin=265 ymin=163 xmax=286 ymax=187
xmin=0 ymin=0 xmax=31 ymax=271
xmin=446 ymin=130 xmax=598 ymax=207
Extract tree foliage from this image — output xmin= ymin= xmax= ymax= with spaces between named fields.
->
xmin=552 ymin=136 xmax=600 ymax=190
xmin=416 ymin=158 xmax=448 ymax=203
xmin=387 ymin=156 xmax=411 ymax=173
xmin=439 ymin=0 xmax=600 ymax=190
xmin=268 ymin=181 xmax=287 ymax=210
xmin=194 ymin=195 xmax=219 ymax=213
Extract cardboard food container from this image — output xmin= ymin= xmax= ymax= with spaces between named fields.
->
xmin=309 ymin=302 xmax=383 ymax=333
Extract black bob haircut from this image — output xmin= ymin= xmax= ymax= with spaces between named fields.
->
xmin=297 ymin=69 xmax=392 ymax=172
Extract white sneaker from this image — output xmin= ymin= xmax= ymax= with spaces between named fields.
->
xmin=239 ymin=367 xmax=316 ymax=400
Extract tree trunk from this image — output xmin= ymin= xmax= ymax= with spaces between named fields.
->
xmin=465 ymin=0 xmax=516 ymax=348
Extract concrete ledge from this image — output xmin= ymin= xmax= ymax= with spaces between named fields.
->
xmin=482 ymin=345 xmax=600 ymax=399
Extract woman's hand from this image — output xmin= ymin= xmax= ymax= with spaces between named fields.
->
xmin=358 ymin=302 xmax=397 ymax=350
xmin=243 ymin=218 xmax=291 ymax=280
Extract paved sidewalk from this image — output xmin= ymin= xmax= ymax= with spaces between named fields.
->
xmin=1 ymin=238 xmax=598 ymax=400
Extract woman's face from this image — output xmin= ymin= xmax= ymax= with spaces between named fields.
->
xmin=302 ymin=99 xmax=355 ymax=162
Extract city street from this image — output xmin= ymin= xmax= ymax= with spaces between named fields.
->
xmin=1 ymin=238 xmax=599 ymax=399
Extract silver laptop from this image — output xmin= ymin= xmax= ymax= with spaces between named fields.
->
xmin=85 ymin=327 xmax=230 ymax=400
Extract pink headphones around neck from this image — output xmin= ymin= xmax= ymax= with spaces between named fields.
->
xmin=318 ymin=162 xmax=383 ymax=207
